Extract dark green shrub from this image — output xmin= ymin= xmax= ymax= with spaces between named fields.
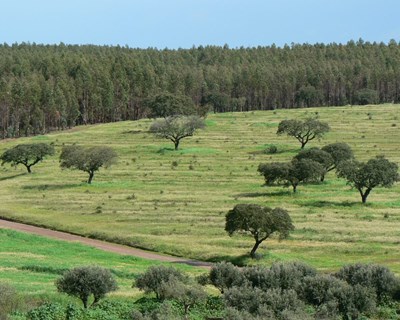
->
xmin=335 ymin=263 xmax=399 ymax=303
xmin=134 ymin=266 xmax=187 ymax=300
xmin=26 ymin=303 xmax=65 ymax=320
xmin=242 ymin=266 xmax=270 ymax=290
xmin=223 ymin=285 xmax=266 ymax=315
xmin=262 ymin=288 xmax=306 ymax=320
xmin=303 ymin=274 xmax=376 ymax=320
xmin=267 ymin=261 xmax=317 ymax=291
xmin=264 ymin=145 xmax=278 ymax=154
xmin=209 ymin=262 xmax=244 ymax=293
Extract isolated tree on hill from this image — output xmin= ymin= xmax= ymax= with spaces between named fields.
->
xmin=225 ymin=204 xmax=294 ymax=258
xmin=149 ymin=115 xmax=205 ymax=150
xmin=146 ymin=92 xmax=199 ymax=118
xmin=321 ymin=142 xmax=354 ymax=171
xmin=337 ymin=156 xmax=398 ymax=203
xmin=0 ymin=143 xmax=55 ymax=173
xmin=55 ymin=265 xmax=117 ymax=309
xmin=277 ymin=118 xmax=330 ymax=149
xmin=293 ymin=148 xmax=334 ymax=181
xmin=59 ymin=145 xmax=117 ymax=184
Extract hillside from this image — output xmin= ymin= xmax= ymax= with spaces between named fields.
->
xmin=0 ymin=104 xmax=399 ymax=272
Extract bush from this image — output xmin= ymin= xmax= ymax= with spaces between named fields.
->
xmin=26 ymin=303 xmax=65 ymax=320
xmin=303 ymin=274 xmax=376 ymax=320
xmin=267 ymin=261 xmax=317 ymax=291
xmin=264 ymin=145 xmax=278 ymax=154
xmin=242 ymin=266 xmax=271 ymax=290
xmin=134 ymin=266 xmax=187 ymax=300
xmin=335 ymin=263 xmax=399 ymax=303
xmin=208 ymin=262 xmax=244 ymax=293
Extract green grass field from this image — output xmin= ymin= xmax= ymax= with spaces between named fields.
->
xmin=0 ymin=228 xmax=200 ymax=298
xmin=0 ymin=104 xmax=399 ymax=273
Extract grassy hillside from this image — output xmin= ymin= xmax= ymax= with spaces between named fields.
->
xmin=0 ymin=104 xmax=399 ymax=272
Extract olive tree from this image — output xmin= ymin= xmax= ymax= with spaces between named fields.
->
xmin=337 ymin=156 xmax=398 ymax=203
xmin=55 ymin=265 xmax=117 ymax=309
xmin=59 ymin=145 xmax=117 ymax=184
xmin=160 ymin=277 xmax=207 ymax=320
xmin=0 ymin=143 xmax=54 ymax=173
xmin=277 ymin=118 xmax=330 ymax=149
xmin=149 ymin=115 xmax=205 ymax=150
xmin=134 ymin=265 xmax=187 ymax=300
xmin=225 ymin=204 xmax=294 ymax=258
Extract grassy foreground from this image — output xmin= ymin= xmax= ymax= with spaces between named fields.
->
xmin=0 ymin=104 xmax=399 ymax=273
xmin=0 ymin=228 xmax=200 ymax=297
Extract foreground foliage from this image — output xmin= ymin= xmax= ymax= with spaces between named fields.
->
xmin=19 ymin=261 xmax=400 ymax=320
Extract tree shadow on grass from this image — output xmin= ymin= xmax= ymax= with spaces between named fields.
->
xmin=156 ymin=147 xmax=175 ymax=154
xmin=299 ymin=200 xmax=363 ymax=208
xmin=206 ymin=254 xmax=250 ymax=267
xmin=121 ymin=130 xmax=146 ymax=135
xmin=0 ymin=173 xmax=26 ymax=181
xmin=235 ymin=190 xmax=291 ymax=198
xmin=21 ymin=183 xmax=85 ymax=191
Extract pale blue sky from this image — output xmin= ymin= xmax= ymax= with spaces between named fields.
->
xmin=1 ymin=0 xmax=398 ymax=48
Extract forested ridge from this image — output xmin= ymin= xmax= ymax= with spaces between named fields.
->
xmin=1 ymin=39 xmax=400 ymax=138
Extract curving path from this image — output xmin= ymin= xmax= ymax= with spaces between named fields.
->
xmin=0 ymin=218 xmax=211 ymax=268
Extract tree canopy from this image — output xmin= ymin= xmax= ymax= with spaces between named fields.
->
xmin=59 ymin=145 xmax=117 ymax=183
xmin=321 ymin=142 xmax=354 ymax=171
xmin=146 ymin=92 xmax=200 ymax=118
xmin=149 ymin=115 xmax=205 ymax=150
xmin=1 ymin=41 xmax=400 ymax=138
xmin=225 ymin=204 xmax=294 ymax=258
xmin=293 ymin=148 xmax=334 ymax=181
xmin=277 ymin=118 xmax=330 ymax=149
xmin=337 ymin=156 xmax=398 ymax=203
xmin=0 ymin=143 xmax=54 ymax=173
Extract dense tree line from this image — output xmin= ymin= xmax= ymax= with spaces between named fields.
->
xmin=1 ymin=39 xmax=400 ymax=138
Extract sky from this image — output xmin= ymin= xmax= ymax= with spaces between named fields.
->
xmin=1 ymin=0 xmax=399 ymax=49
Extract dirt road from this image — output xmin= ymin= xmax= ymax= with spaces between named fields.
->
xmin=0 ymin=218 xmax=211 ymax=268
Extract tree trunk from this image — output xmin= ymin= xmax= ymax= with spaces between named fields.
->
xmin=301 ymin=141 xmax=307 ymax=149
xmin=184 ymin=305 xmax=190 ymax=320
xmin=360 ymin=188 xmax=371 ymax=204
xmin=174 ymin=139 xmax=180 ymax=150
xmin=320 ymin=174 xmax=325 ymax=182
xmin=250 ymin=240 xmax=262 ymax=258
xmin=82 ymin=297 xmax=88 ymax=309
xmin=88 ymin=171 xmax=94 ymax=184
xmin=292 ymin=184 xmax=297 ymax=193
xmin=26 ymin=165 xmax=32 ymax=173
